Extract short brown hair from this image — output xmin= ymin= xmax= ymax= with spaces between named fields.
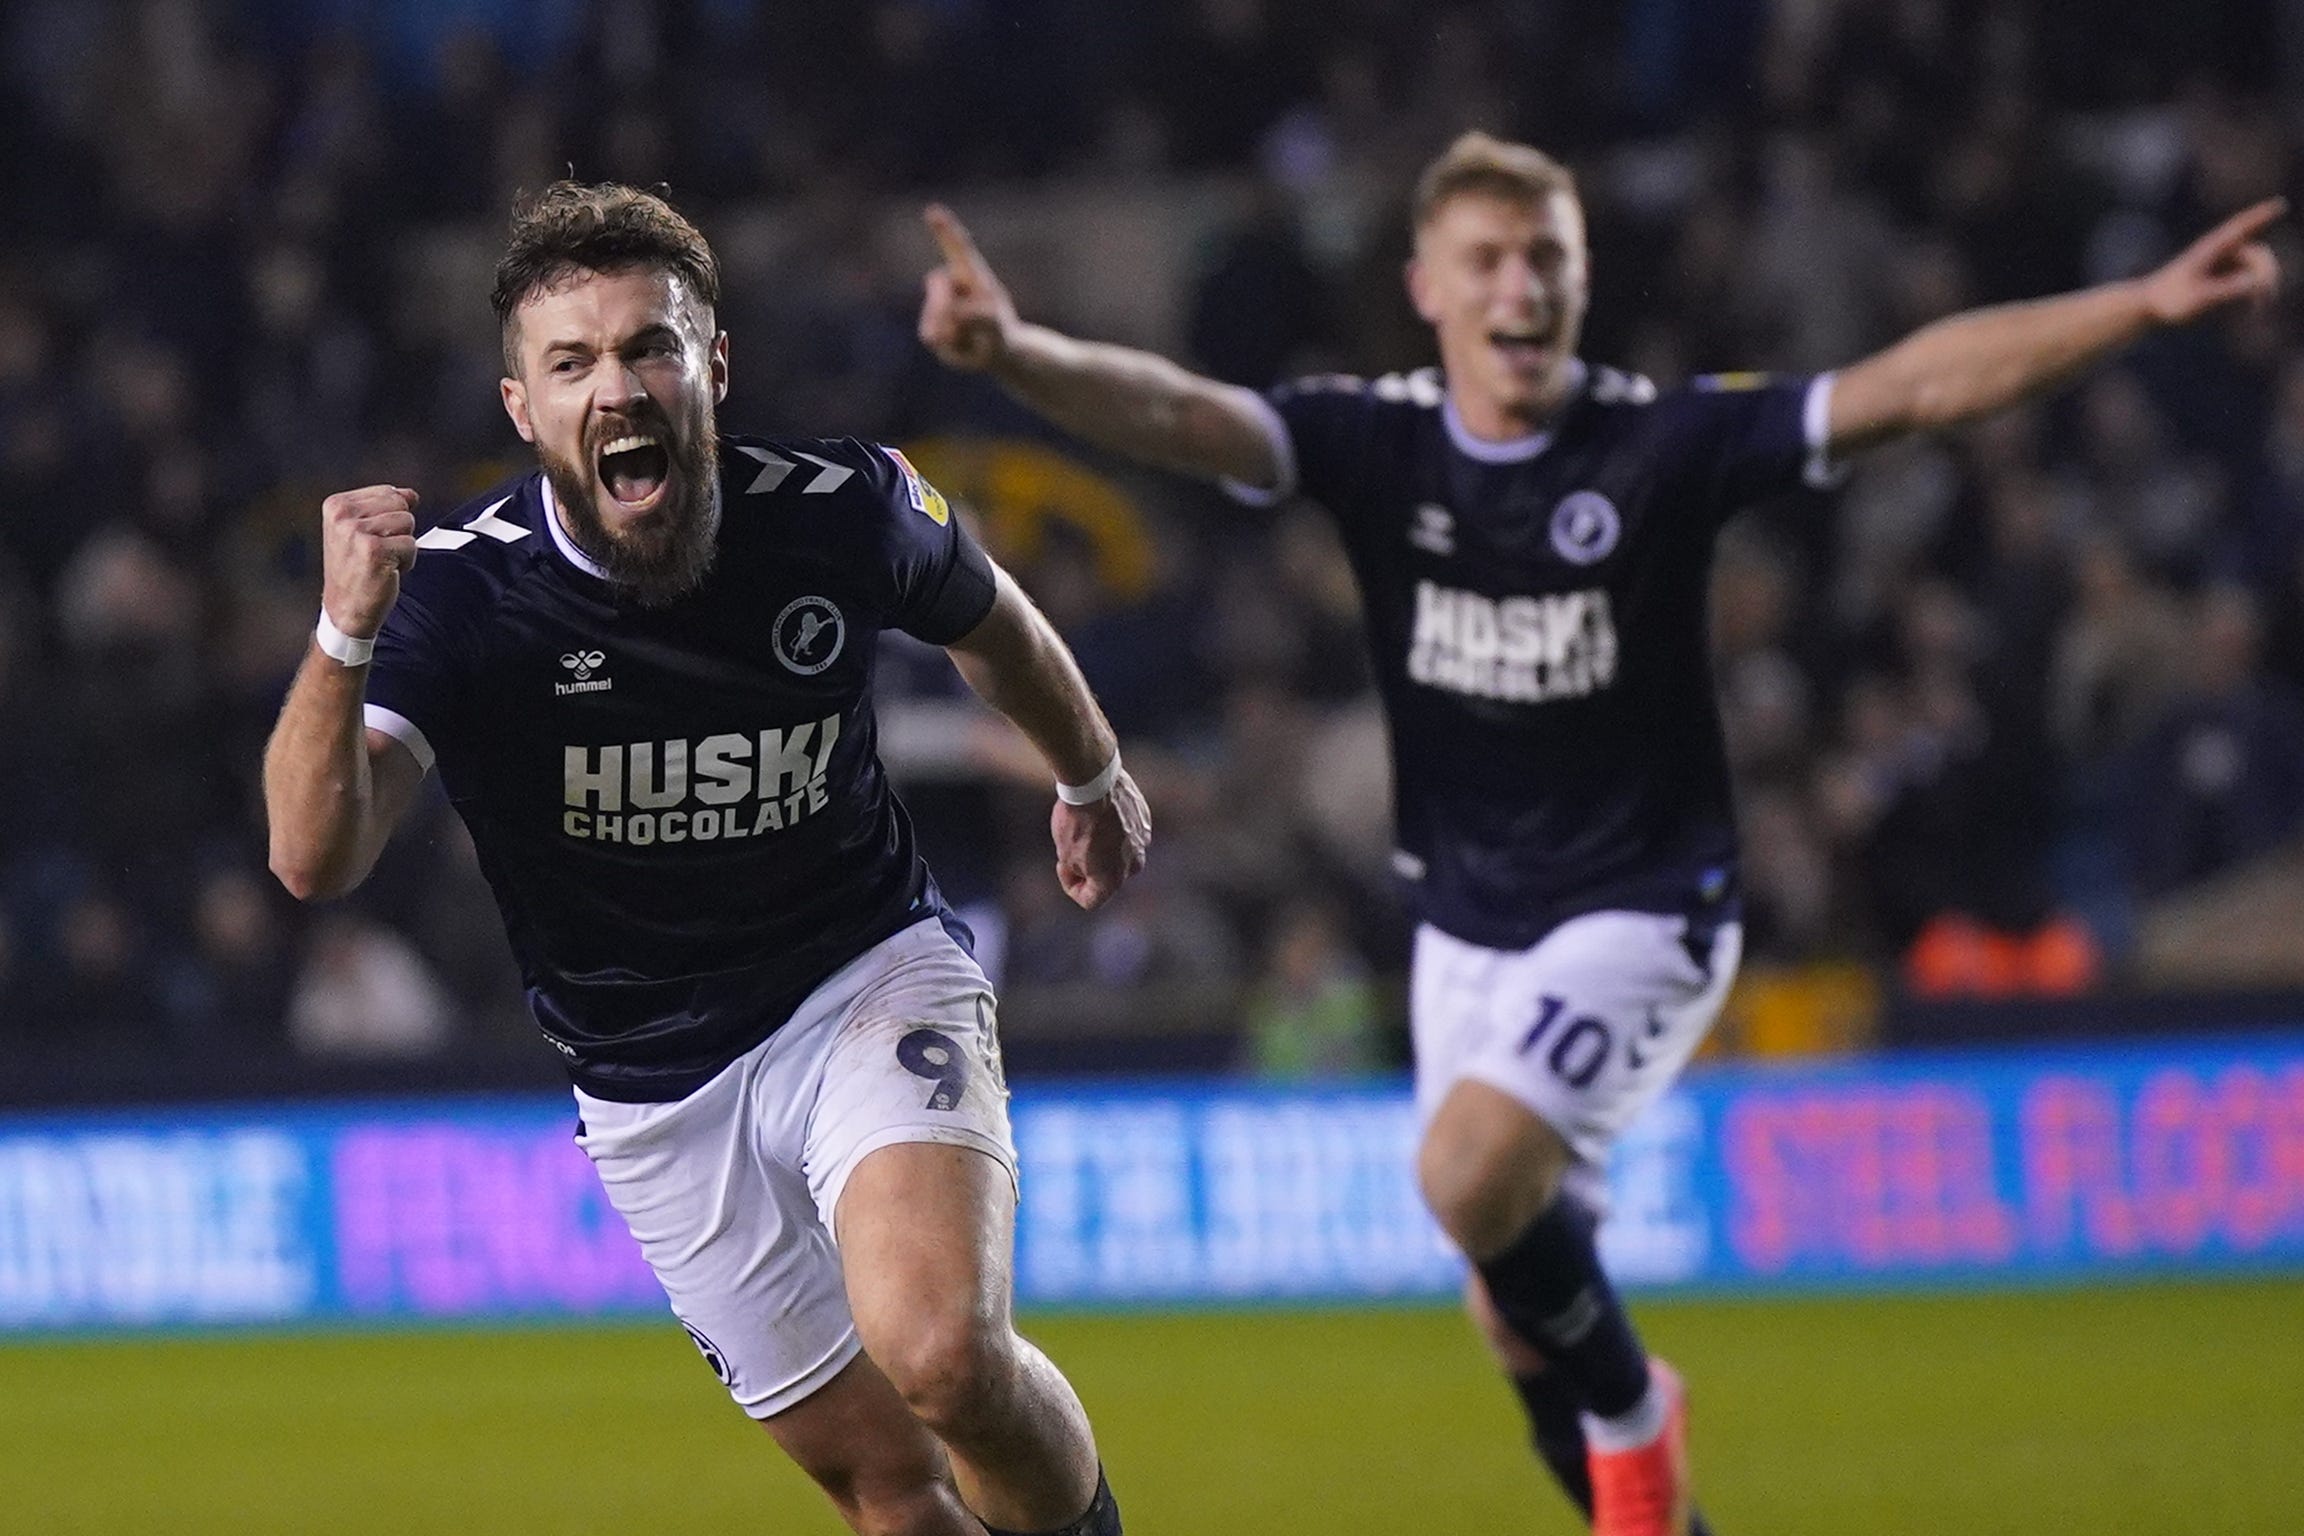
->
xmin=491 ymin=181 xmax=721 ymax=370
xmin=1412 ymin=132 xmax=1578 ymax=231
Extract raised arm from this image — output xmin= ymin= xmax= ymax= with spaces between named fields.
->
xmin=263 ymin=486 xmax=429 ymax=901
xmin=918 ymin=203 xmax=1285 ymax=493
xmin=943 ymin=563 xmax=1150 ymax=910
xmin=1828 ymin=198 xmax=2284 ymax=457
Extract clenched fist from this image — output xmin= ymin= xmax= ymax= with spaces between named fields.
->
xmin=320 ymin=485 xmax=420 ymax=640
xmin=918 ymin=203 xmax=1019 ymax=373
xmin=1052 ymin=766 xmax=1151 ymax=911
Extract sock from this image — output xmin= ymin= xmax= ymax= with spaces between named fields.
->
xmin=1512 ymin=1369 xmax=1718 ymax=1536
xmin=1473 ymin=1194 xmax=1650 ymax=1417
xmin=1511 ymin=1369 xmax=1595 ymax=1516
xmin=1581 ymin=1377 xmax=1667 ymax=1452
xmin=980 ymin=1468 xmax=1120 ymax=1536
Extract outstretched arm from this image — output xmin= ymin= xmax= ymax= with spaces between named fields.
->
xmin=1828 ymin=198 xmax=2285 ymax=456
xmin=264 ymin=485 xmax=428 ymax=900
xmin=944 ymin=563 xmax=1151 ymax=910
xmin=918 ymin=204 xmax=1285 ymax=492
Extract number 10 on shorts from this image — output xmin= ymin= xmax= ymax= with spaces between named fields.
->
xmin=1519 ymin=994 xmax=1669 ymax=1089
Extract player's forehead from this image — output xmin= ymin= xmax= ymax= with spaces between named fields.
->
xmin=513 ymin=265 xmax=706 ymax=351
xmin=1419 ymin=188 xmax=1585 ymax=255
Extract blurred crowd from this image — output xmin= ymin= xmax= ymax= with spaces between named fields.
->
xmin=3 ymin=0 xmax=2303 ymax=1082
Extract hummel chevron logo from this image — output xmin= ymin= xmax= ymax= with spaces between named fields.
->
xmin=415 ymin=495 xmax=529 ymax=550
xmin=736 ymin=446 xmax=855 ymax=495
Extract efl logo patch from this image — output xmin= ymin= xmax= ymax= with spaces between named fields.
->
xmin=773 ymin=596 xmax=845 ymax=674
xmin=1549 ymin=491 xmax=1621 ymax=566
xmin=1694 ymin=371 xmax=1773 ymax=392
xmin=883 ymin=447 xmax=951 ymax=526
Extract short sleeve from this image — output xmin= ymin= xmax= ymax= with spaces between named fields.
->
xmin=1672 ymin=373 xmax=1845 ymax=515
xmin=364 ymin=569 xmax=477 ymax=777
xmin=1220 ymin=375 xmax=1385 ymax=525
xmin=872 ymin=445 xmax=998 ymax=645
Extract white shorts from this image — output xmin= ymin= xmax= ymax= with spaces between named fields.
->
xmin=1410 ymin=910 xmax=1741 ymax=1207
xmin=573 ymin=917 xmax=1015 ymax=1420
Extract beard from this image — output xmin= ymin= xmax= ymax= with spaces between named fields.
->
xmin=540 ymin=397 xmax=722 ymax=607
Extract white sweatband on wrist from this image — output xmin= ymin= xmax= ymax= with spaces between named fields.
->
xmin=1055 ymin=751 xmax=1122 ymax=806
xmin=315 ymin=610 xmax=376 ymax=667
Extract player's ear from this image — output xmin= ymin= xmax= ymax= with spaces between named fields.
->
xmin=501 ymin=376 xmax=536 ymax=443
xmin=1405 ymin=255 xmax=1443 ymax=325
xmin=709 ymin=332 xmax=730 ymax=403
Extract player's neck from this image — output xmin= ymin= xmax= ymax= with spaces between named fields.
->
xmin=1449 ymin=362 xmax=1581 ymax=446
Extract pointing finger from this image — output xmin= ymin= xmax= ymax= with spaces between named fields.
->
xmin=2202 ymin=197 xmax=2289 ymax=257
xmin=923 ymin=203 xmax=989 ymax=279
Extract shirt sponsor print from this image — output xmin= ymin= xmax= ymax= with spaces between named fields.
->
xmin=1405 ymin=580 xmax=1620 ymax=704
xmin=561 ymin=714 xmax=842 ymax=845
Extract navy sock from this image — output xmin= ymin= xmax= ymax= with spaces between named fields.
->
xmin=981 ymin=1468 xmax=1119 ymax=1536
xmin=1511 ymin=1369 xmax=1595 ymax=1515
xmin=1473 ymin=1194 xmax=1650 ymax=1418
xmin=1511 ymin=1369 xmax=1717 ymax=1536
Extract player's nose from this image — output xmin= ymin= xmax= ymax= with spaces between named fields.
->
xmin=593 ymin=356 xmax=649 ymax=411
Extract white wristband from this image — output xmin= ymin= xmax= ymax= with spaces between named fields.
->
xmin=1055 ymin=751 xmax=1122 ymax=806
xmin=315 ymin=610 xmax=376 ymax=667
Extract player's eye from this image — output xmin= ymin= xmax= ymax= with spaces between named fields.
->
xmin=551 ymin=356 xmax=585 ymax=375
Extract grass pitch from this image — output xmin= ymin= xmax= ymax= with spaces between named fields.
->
xmin=3 ymin=1278 xmax=2298 ymax=1534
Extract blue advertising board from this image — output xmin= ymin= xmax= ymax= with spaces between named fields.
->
xmin=1 ymin=1034 xmax=2300 ymax=1332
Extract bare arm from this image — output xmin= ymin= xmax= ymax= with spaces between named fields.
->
xmin=945 ymin=564 xmax=1150 ymax=910
xmin=264 ymin=663 xmax=427 ymax=899
xmin=1830 ymin=198 xmax=2284 ymax=455
xmin=918 ymin=204 xmax=1285 ymax=492
xmin=263 ymin=485 xmax=426 ymax=900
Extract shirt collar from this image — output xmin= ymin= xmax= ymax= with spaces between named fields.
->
xmin=538 ymin=475 xmax=611 ymax=580
xmin=1442 ymin=358 xmax=1587 ymax=464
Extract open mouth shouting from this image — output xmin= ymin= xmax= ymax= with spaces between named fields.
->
xmin=597 ymin=429 xmax=674 ymax=518
xmin=1489 ymin=326 xmax=1557 ymax=375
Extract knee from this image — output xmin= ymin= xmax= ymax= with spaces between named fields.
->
xmin=845 ymin=1479 xmax=973 ymax=1536
xmin=782 ymin=1425 xmax=968 ymax=1536
xmin=1417 ymin=1086 xmax=1571 ymax=1258
xmin=875 ymin=1311 xmax=1020 ymax=1437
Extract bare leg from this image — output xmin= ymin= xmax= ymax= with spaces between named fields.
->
xmin=838 ymin=1141 xmax=1102 ymax=1532
xmin=1417 ymin=1078 xmax=1575 ymax=1259
xmin=758 ymin=1351 xmax=983 ymax=1536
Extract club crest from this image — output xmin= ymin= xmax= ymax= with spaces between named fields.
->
xmin=1549 ymin=491 xmax=1621 ymax=566
xmin=773 ymin=596 xmax=845 ymax=675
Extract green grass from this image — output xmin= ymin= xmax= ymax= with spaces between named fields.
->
xmin=3 ymin=1279 xmax=2299 ymax=1534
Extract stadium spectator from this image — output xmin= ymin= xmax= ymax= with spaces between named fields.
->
xmin=0 ymin=0 xmax=2298 ymax=1089
xmin=1241 ymin=899 xmax=1385 ymax=1079
xmin=286 ymin=912 xmax=453 ymax=1059
xmin=2123 ymin=584 xmax=2304 ymax=894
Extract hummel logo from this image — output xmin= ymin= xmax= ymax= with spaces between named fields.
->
xmin=556 ymin=649 xmax=614 ymax=696
xmin=1410 ymin=503 xmax=1456 ymax=556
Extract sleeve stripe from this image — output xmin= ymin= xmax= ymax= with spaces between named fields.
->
xmin=363 ymin=705 xmax=436 ymax=776
xmin=1218 ymin=388 xmax=1299 ymax=507
xmin=1802 ymin=373 xmax=1850 ymax=490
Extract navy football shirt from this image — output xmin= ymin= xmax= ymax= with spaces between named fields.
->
xmin=363 ymin=434 xmax=996 ymax=1100
xmin=1230 ymin=363 xmax=1838 ymax=950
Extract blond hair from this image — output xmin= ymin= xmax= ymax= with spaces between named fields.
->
xmin=1412 ymin=132 xmax=1578 ymax=230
